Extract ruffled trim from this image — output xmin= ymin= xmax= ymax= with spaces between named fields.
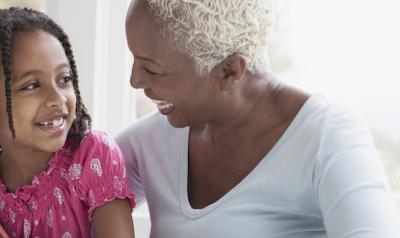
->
xmin=85 ymin=181 xmax=136 ymax=221
xmin=0 ymin=142 xmax=73 ymax=213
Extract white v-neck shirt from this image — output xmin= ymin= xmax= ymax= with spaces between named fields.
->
xmin=116 ymin=95 xmax=400 ymax=238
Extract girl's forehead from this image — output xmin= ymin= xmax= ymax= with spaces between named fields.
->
xmin=10 ymin=31 xmax=68 ymax=69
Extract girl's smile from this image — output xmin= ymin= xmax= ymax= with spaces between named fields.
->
xmin=34 ymin=110 xmax=69 ymax=137
xmin=0 ymin=30 xmax=76 ymax=157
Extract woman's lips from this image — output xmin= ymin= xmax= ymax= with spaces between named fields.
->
xmin=152 ymin=100 xmax=174 ymax=115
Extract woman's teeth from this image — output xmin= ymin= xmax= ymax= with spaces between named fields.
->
xmin=37 ymin=117 xmax=64 ymax=127
xmin=158 ymin=103 xmax=174 ymax=110
xmin=152 ymin=100 xmax=174 ymax=110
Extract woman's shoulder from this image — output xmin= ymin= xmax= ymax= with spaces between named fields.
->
xmin=295 ymin=94 xmax=368 ymax=133
xmin=287 ymin=94 xmax=373 ymax=153
xmin=115 ymin=111 xmax=176 ymax=143
xmin=120 ymin=111 xmax=167 ymax=133
xmin=310 ymin=96 xmax=371 ymax=139
xmin=297 ymin=95 xmax=375 ymax=159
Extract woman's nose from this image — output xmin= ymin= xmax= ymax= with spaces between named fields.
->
xmin=130 ymin=64 xmax=148 ymax=89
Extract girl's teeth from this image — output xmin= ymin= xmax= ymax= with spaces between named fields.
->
xmin=39 ymin=118 xmax=64 ymax=127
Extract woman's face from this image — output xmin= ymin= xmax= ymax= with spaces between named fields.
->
xmin=125 ymin=0 xmax=222 ymax=128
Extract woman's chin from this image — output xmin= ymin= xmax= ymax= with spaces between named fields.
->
xmin=167 ymin=115 xmax=188 ymax=128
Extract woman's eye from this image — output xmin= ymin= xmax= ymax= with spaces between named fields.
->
xmin=143 ymin=67 xmax=159 ymax=76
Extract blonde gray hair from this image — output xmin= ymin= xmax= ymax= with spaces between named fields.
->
xmin=146 ymin=0 xmax=274 ymax=75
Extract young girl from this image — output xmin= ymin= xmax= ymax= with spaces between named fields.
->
xmin=0 ymin=8 xmax=135 ymax=238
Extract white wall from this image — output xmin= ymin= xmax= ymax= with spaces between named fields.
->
xmin=46 ymin=0 xmax=136 ymax=136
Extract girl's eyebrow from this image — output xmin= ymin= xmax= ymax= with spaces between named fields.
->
xmin=16 ymin=63 xmax=70 ymax=81
xmin=16 ymin=69 xmax=41 ymax=82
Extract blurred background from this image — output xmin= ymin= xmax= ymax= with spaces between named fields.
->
xmin=1 ymin=0 xmax=399 ymax=237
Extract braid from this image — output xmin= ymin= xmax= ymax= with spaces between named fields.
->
xmin=59 ymin=30 xmax=92 ymax=148
xmin=0 ymin=7 xmax=92 ymax=148
xmin=0 ymin=22 xmax=16 ymax=138
xmin=44 ymin=19 xmax=92 ymax=148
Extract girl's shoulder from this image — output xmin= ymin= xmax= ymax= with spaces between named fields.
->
xmin=81 ymin=130 xmax=118 ymax=147
xmin=69 ymin=130 xmax=121 ymax=165
xmin=76 ymin=130 xmax=118 ymax=151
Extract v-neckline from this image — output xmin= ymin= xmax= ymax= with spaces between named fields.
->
xmin=177 ymin=95 xmax=321 ymax=219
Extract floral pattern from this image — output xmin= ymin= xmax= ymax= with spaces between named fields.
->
xmin=62 ymin=231 xmax=72 ymax=238
xmin=0 ymin=131 xmax=135 ymax=238
xmin=90 ymin=159 xmax=103 ymax=176
xmin=23 ymin=219 xmax=31 ymax=238
xmin=54 ymin=187 xmax=64 ymax=205
xmin=68 ymin=164 xmax=82 ymax=181
xmin=0 ymin=199 xmax=5 ymax=210
xmin=47 ymin=209 xmax=53 ymax=228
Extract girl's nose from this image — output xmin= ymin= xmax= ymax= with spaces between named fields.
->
xmin=45 ymin=87 xmax=67 ymax=108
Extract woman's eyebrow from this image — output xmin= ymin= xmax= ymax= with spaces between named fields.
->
xmin=134 ymin=54 xmax=163 ymax=67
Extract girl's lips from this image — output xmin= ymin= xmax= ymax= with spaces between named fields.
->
xmin=35 ymin=117 xmax=66 ymax=136
xmin=35 ymin=112 xmax=68 ymax=124
xmin=35 ymin=117 xmax=65 ymax=127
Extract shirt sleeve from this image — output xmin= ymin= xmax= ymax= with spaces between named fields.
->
xmin=115 ymin=127 xmax=146 ymax=206
xmin=315 ymin=111 xmax=400 ymax=238
xmin=71 ymin=131 xmax=135 ymax=220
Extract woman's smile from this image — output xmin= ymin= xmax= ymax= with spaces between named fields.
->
xmin=152 ymin=99 xmax=174 ymax=115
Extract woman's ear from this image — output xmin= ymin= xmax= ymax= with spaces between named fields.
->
xmin=212 ymin=54 xmax=246 ymax=92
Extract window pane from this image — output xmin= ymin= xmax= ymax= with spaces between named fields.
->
xmin=133 ymin=0 xmax=400 ymax=197
xmin=0 ymin=0 xmax=46 ymax=11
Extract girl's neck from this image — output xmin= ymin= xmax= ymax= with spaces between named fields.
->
xmin=0 ymin=148 xmax=54 ymax=193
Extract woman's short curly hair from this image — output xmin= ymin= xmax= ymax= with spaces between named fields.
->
xmin=146 ymin=0 xmax=274 ymax=75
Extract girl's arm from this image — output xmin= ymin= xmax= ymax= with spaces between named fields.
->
xmin=0 ymin=223 xmax=9 ymax=238
xmin=70 ymin=132 xmax=136 ymax=238
xmin=93 ymin=199 xmax=134 ymax=238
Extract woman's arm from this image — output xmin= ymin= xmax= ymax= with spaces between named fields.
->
xmin=316 ymin=113 xmax=400 ymax=237
xmin=93 ymin=199 xmax=134 ymax=238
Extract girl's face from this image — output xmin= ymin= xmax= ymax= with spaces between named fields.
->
xmin=0 ymin=30 xmax=76 ymax=156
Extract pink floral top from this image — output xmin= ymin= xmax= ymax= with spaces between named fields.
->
xmin=0 ymin=131 xmax=135 ymax=238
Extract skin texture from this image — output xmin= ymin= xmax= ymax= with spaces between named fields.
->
xmin=92 ymin=199 xmax=134 ymax=238
xmin=0 ymin=31 xmax=134 ymax=238
xmin=0 ymin=31 xmax=76 ymax=192
xmin=126 ymin=0 xmax=310 ymax=209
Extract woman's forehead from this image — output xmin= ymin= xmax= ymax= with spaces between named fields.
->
xmin=126 ymin=4 xmax=165 ymax=56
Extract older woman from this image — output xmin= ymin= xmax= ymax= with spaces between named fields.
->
xmin=116 ymin=0 xmax=400 ymax=237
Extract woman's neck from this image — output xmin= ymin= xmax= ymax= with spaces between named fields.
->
xmin=193 ymin=73 xmax=286 ymax=148
xmin=192 ymin=72 xmax=309 ymax=151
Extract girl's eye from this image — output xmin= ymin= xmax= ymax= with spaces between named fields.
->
xmin=143 ymin=67 xmax=159 ymax=76
xmin=21 ymin=82 xmax=40 ymax=91
xmin=57 ymin=75 xmax=72 ymax=85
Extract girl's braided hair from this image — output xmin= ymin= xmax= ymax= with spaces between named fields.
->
xmin=0 ymin=7 xmax=91 ymax=149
